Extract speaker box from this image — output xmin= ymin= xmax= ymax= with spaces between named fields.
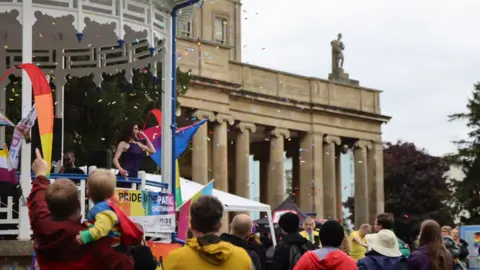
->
xmin=31 ymin=118 xmax=63 ymax=162
xmin=87 ymin=149 xmax=113 ymax=169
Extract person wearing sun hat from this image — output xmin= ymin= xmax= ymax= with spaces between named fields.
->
xmin=357 ymin=229 xmax=408 ymax=270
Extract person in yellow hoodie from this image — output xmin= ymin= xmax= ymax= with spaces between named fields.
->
xmin=164 ymin=196 xmax=253 ymax=270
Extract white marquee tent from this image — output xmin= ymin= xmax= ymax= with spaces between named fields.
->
xmin=145 ymin=173 xmax=277 ymax=245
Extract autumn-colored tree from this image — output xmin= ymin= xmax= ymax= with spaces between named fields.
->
xmin=344 ymin=141 xmax=455 ymax=245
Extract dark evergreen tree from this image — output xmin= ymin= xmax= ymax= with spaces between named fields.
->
xmin=448 ymin=82 xmax=480 ymax=224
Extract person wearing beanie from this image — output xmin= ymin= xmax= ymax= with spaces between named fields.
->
xmin=294 ymin=220 xmax=357 ymax=270
xmin=271 ymin=212 xmax=316 ymax=270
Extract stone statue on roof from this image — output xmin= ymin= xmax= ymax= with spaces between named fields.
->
xmin=331 ymin=33 xmax=345 ymax=70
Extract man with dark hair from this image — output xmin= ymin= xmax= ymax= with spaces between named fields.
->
xmin=220 ymin=214 xmax=262 ymax=270
xmin=271 ymin=212 xmax=315 ymax=270
xmin=164 ymin=196 xmax=252 ymax=269
xmin=28 ymin=148 xmax=134 ymax=269
xmin=294 ymin=220 xmax=356 ymax=269
xmin=374 ymin=213 xmax=410 ymax=258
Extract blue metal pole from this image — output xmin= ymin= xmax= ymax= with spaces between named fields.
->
xmin=170 ymin=0 xmax=201 ymax=244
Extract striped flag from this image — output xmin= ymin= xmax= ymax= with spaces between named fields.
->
xmin=0 ymin=146 xmax=19 ymax=184
xmin=175 ymin=159 xmax=182 ymax=208
xmin=0 ymin=112 xmax=14 ymax=127
xmin=177 ymin=180 xmax=214 ymax=241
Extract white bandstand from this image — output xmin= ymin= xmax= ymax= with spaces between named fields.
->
xmin=0 ymin=0 xmax=202 ymax=240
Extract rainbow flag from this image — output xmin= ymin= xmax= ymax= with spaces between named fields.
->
xmin=0 ymin=64 xmax=53 ymax=176
xmin=175 ymin=159 xmax=182 ymax=208
xmin=0 ymin=112 xmax=14 ymax=127
xmin=177 ymin=180 xmax=214 ymax=241
xmin=0 ymin=146 xmax=19 ymax=184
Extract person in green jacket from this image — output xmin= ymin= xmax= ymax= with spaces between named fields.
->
xmin=373 ymin=213 xmax=411 ymax=258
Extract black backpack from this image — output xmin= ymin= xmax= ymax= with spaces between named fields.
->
xmin=289 ymin=243 xmax=309 ymax=269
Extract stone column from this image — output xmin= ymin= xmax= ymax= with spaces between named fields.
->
xmin=299 ymin=134 xmax=314 ymax=212
xmin=213 ymin=114 xmax=233 ymax=234
xmin=368 ymin=142 xmax=384 ymax=224
xmin=354 ymin=139 xmax=372 ymax=226
xmin=192 ymin=110 xmax=215 ymax=184
xmin=259 ymin=159 xmax=269 ymax=204
xmin=323 ymin=135 xmax=341 ymax=219
xmin=212 ymin=113 xmax=234 ymax=192
xmin=235 ymin=122 xmax=256 ymax=198
xmin=312 ymin=133 xmax=324 ymax=217
xmin=336 ymin=151 xmax=343 ymax=220
xmin=267 ymin=128 xmax=290 ymax=208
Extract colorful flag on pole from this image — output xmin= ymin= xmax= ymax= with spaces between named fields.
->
xmin=147 ymin=119 xmax=208 ymax=167
xmin=0 ymin=64 xmax=54 ymax=176
xmin=175 ymin=159 xmax=182 ymax=208
xmin=0 ymin=112 xmax=14 ymax=127
xmin=0 ymin=146 xmax=19 ymax=184
xmin=177 ymin=180 xmax=214 ymax=241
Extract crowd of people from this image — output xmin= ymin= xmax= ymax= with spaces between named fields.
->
xmin=26 ymin=147 xmax=474 ymax=270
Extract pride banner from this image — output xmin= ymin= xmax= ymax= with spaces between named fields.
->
xmin=114 ymin=189 xmax=175 ymax=233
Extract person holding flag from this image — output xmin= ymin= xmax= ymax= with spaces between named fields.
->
xmin=113 ymin=123 xmax=156 ymax=182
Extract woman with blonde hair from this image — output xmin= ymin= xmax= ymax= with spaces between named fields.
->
xmin=407 ymin=220 xmax=454 ymax=270
xmin=299 ymin=217 xmax=320 ymax=247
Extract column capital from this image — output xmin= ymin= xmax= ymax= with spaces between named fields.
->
xmin=268 ymin=128 xmax=290 ymax=139
xmin=355 ymin=139 xmax=373 ymax=150
xmin=236 ymin=122 xmax=257 ymax=133
xmin=324 ymin=135 xmax=341 ymax=145
xmin=192 ymin=110 xmax=215 ymax=121
xmin=214 ymin=113 xmax=234 ymax=125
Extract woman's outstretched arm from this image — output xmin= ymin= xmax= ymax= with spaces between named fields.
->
xmin=113 ymin=142 xmax=128 ymax=176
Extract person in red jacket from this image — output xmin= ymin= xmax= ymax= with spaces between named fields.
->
xmin=294 ymin=220 xmax=356 ymax=270
xmin=28 ymin=148 xmax=134 ymax=270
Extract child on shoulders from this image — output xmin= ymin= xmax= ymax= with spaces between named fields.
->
xmin=76 ymin=169 xmax=136 ymax=252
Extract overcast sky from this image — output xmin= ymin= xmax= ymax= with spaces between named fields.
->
xmin=239 ymin=0 xmax=480 ymax=157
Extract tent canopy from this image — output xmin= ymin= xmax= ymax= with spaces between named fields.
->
xmin=254 ymin=198 xmax=317 ymax=225
xmin=145 ymin=173 xmax=271 ymax=213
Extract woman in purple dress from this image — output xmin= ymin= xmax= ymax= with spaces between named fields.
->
xmin=113 ymin=123 xmax=156 ymax=182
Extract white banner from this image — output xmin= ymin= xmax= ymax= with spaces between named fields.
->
xmin=9 ymin=105 xmax=37 ymax=169
xmin=130 ymin=214 xmax=176 ymax=233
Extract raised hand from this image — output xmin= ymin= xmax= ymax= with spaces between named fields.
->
xmin=32 ymin=148 xmax=48 ymax=176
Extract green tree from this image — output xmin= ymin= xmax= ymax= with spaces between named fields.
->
xmin=448 ymin=82 xmax=480 ymax=224
xmin=4 ymin=64 xmax=192 ymax=173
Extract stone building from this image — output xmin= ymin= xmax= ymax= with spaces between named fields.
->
xmin=176 ymin=0 xmax=391 ymax=226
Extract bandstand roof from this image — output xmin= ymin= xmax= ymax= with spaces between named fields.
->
xmin=145 ymin=173 xmax=272 ymax=213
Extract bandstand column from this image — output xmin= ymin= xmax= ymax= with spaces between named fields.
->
xmin=299 ymin=134 xmax=314 ymax=212
xmin=312 ymin=133 xmax=324 ymax=217
xmin=323 ymin=135 xmax=340 ymax=219
xmin=191 ymin=110 xmax=214 ymax=184
xmin=18 ymin=0 xmax=34 ymax=241
xmin=354 ymin=139 xmax=372 ymax=226
xmin=267 ymin=128 xmax=290 ymax=208
xmin=0 ymin=52 xmax=6 ymax=146
xmin=55 ymin=73 xmax=66 ymax=168
xmin=212 ymin=113 xmax=234 ymax=192
xmin=368 ymin=142 xmax=384 ymax=224
xmin=235 ymin=122 xmax=256 ymax=198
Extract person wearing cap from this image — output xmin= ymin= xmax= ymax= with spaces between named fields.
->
xmin=357 ymin=229 xmax=408 ymax=270
xmin=293 ymin=220 xmax=356 ymax=270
